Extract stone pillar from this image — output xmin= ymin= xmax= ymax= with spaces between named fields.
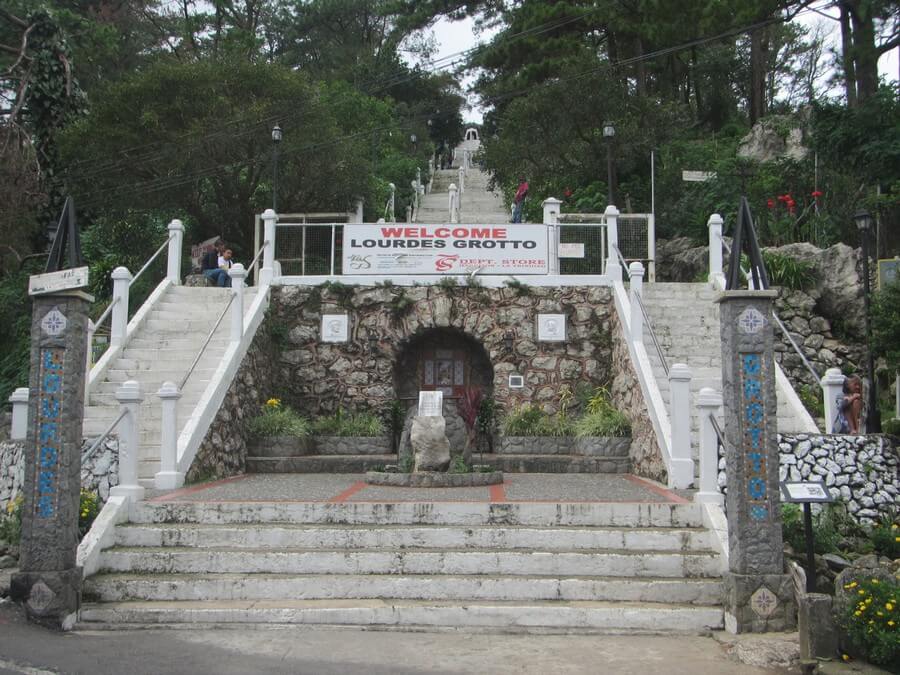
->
xmin=542 ymin=198 xmax=561 ymax=275
xmin=707 ymin=213 xmax=725 ymax=289
xmin=11 ymin=290 xmax=92 ymax=629
xmin=260 ymin=209 xmax=278 ymax=286
xmin=155 ymin=381 xmax=183 ymax=490
xmin=109 ymin=266 xmax=131 ymax=347
xmin=716 ymin=290 xmax=795 ymax=633
xmin=229 ymin=263 xmax=246 ymax=343
xmin=668 ymin=363 xmax=694 ymax=489
xmin=604 ymin=205 xmax=621 ymax=282
xmin=166 ymin=219 xmax=184 ymax=285
xmin=449 ymin=184 xmax=459 ymax=224
xmin=695 ymin=387 xmax=724 ymax=506
xmin=458 ymin=166 xmax=465 ymax=194
xmin=821 ymin=367 xmax=844 ymax=435
xmin=628 ymin=262 xmax=644 ymax=343
xmin=110 ymin=380 xmax=145 ymax=502
xmin=9 ymin=387 xmax=29 ymax=441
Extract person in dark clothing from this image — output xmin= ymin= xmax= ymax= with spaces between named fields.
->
xmin=202 ymin=240 xmax=224 ymax=272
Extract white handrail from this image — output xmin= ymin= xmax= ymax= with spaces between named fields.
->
xmin=179 ymin=292 xmax=236 ymax=390
xmin=132 ymin=233 xmax=175 ymax=287
xmin=245 ymin=240 xmax=269 ymax=276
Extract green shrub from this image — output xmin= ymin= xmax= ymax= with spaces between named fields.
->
xmin=501 ymin=404 xmax=573 ymax=436
xmin=248 ymin=400 xmax=311 ymax=437
xmin=870 ymin=518 xmax=900 ymax=559
xmin=840 ymin=576 xmax=899 ymax=667
xmin=574 ymin=409 xmax=631 ymax=437
xmin=79 ymin=489 xmax=101 ymax=538
xmin=1 ymin=494 xmax=23 ymax=547
xmin=449 ymin=455 xmax=470 ymax=474
xmin=312 ymin=408 xmax=385 ymax=436
xmin=797 ymin=384 xmax=825 ymax=419
xmin=741 ymin=251 xmax=817 ymax=290
xmin=781 ymin=502 xmax=846 ymax=555
xmin=882 ymin=418 xmax=900 ymax=437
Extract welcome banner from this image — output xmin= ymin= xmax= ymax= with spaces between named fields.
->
xmin=342 ymin=224 xmax=549 ymax=275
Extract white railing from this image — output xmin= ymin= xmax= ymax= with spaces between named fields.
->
xmin=448 ymin=183 xmax=459 ymax=223
xmin=384 ymin=183 xmax=396 ymax=223
xmin=559 ymin=211 xmax=655 ymax=281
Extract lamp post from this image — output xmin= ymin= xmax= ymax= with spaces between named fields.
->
xmin=855 ymin=210 xmax=881 ymax=433
xmin=271 ymin=124 xmax=282 ymax=212
xmin=603 ymin=121 xmax=615 ymax=207
xmin=410 ymin=133 xmax=418 ymax=155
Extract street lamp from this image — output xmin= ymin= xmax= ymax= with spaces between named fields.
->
xmin=603 ymin=121 xmax=615 ymax=207
xmin=854 ymin=209 xmax=881 ymax=433
xmin=271 ymin=124 xmax=283 ymax=212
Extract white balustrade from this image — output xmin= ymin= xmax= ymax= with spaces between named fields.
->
xmin=668 ymin=362 xmax=695 ymax=488
xmin=604 ymin=205 xmax=622 ymax=281
xmin=695 ymin=387 xmax=724 ymax=505
xmin=167 ymin=219 xmax=184 ymax=285
xmin=629 ymin=262 xmax=645 ymax=343
xmin=109 ymin=267 xmax=132 ymax=347
xmin=707 ymin=213 xmax=725 ymax=289
xmin=260 ymin=209 xmax=278 ymax=285
xmin=155 ymin=381 xmax=183 ymax=489
xmin=458 ymin=166 xmax=465 ymax=194
xmin=109 ymin=380 xmax=145 ymax=502
xmin=387 ymin=182 xmax=396 ymax=222
xmin=9 ymin=387 xmax=28 ymax=441
xmin=542 ymin=198 xmax=561 ymax=275
xmin=821 ymin=367 xmax=845 ymax=435
xmin=229 ymin=263 xmax=246 ymax=343
xmin=449 ymin=183 xmax=459 ymax=223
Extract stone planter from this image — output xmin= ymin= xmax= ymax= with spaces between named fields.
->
xmin=247 ymin=435 xmax=312 ymax=458
xmin=365 ymin=470 xmax=504 ymax=487
xmin=573 ymin=436 xmax=631 ymax=457
xmin=314 ymin=436 xmax=393 ymax=456
xmin=497 ymin=436 xmax=575 ymax=455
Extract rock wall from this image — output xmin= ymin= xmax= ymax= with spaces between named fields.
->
xmin=185 ymin=324 xmax=278 ymax=483
xmin=268 ymin=284 xmax=616 ymax=418
xmin=609 ymin=310 xmax=667 ymax=482
xmin=717 ymin=433 xmax=899 ymax=524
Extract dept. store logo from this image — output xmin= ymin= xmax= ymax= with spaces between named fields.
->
xmin=435 ymin=254 xmax=459 ymax=271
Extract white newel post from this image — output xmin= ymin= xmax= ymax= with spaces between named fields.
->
xmin=229 ymin=263 xmax=246 ymax=343
xmin=695 ymin=387 xmax=724 ymax=505
xmin=449 ymin=184 xmax=459 ymax=223
xmin=260 ymin=209 xmax=277 ymax=286
xmin=110 ymin=380 xmax=145 ymax=502
xmin=167 ymin=219 xmax=184 ymax=285
xmin=604 ymin=205 xmax=622 ymax=282
xmin=542 ymin=198 xmax=561 ymax=275
xmin=821 ymin=367 xmax=845 ymax=434
xmin=406 ymin=205 xmax=412 ymax=223
xmin=155 ymin=381 xmax=183 ymax=489
xmin=629 ymin=262 xmax=644 ymax=343
xmin=388 ymin=183 xmax=396 ymax=222
xmin=9 ymin=387 xmax=28 ymax=441
xmin=458 ymin=166 xmax=465 ymax=194
xmin=110 ymin=266 xmax=132 ymax=347
xmin=668 ymin=362 xmax=695 ymax=488
xmin=707 ymin=213 xmax=725 ymax=289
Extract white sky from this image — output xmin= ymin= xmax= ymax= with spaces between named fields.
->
xmin=424 ymin=6 xmax=899 ymax=124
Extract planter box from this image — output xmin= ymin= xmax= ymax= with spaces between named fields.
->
xmin=314 ymin=436 xmax=393 ymax=456
xmin=497 ymin=437 xmax=575 ymax=455
xmin=573 ymin=436 xmax=631 ymax=458
xmin=247 ymin=436 xmax=312 ymax=458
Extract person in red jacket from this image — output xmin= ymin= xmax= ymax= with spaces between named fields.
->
xmin=512 ymin=176 xmax=529 ymax=223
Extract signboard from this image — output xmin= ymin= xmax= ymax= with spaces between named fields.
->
xmin=682 ymin=171 xmax=716 ymax=182
xmin=28 ymin=266 xmax=89 ymax=296
xmin=558 ymin=243 xmax=585 ymax=258
xmin=342 ymin=224 xmax=549 ymax=275
xmin=878 ymin=258 xmax=900 ymax=289
xmin=418 ymin=390 xmax=443 ymax=417
xmin=780 ymin=481 xmax=834 ymax=503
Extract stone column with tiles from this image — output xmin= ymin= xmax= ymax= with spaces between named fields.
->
xmin=716 ymin=290 xmax=796 ymax=633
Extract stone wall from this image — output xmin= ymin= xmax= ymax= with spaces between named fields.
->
xmin=609 ymin=310 xmax=666 ymax=482
xmin=268 ymin=284 xmax=616 ymax=418
xmin=185 ymin=324 xmax=278 ymax=483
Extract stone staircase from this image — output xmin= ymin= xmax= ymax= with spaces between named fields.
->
xmin=641 ymin=282 xmax=810 ymax=458
xmin=83 ymin=285 xmax=259 ymax=485
xmin=79 ymin=500 xmax=724 ymax=632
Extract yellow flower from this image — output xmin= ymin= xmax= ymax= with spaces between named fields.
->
xmin=859 ymin=589 xmax=866 ymax=595
xmin=872 ymin=579 xmax=880 ymax=584
xmin=842 ymin=654 xmax=850 ymax=662
xmin=866 ymin=598 xmax=873 ymax=605
xmin=855 ymin=611 xmax=862 ymax=617
xmin=849 ymin=581 xmax=858 ymax=588
xmin=266 ymin=397 xmax=281 ymax=408
xmin=887 ymin=603 xmax=894 ymax=611
xmin=895 ymin=536 xmax=900 ymax=542
xmin=893 ymin=523 xmax=898 ymax=529
xmin=889 ymin=621 xmax=896 ymax=627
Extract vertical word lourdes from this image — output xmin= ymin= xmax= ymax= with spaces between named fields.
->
xmin=36 ymin=348 xmax=64 ymax=518
xmin=741 ymin=352 xmax=768 ymax=520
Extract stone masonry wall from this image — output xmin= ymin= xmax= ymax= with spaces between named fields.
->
xmin=609 ymin=310 xmax=666 ymax=482
xmin=268 ymin=284 xmax=616 ymax=418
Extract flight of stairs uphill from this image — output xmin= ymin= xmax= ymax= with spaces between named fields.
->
xmin=82 ymin=285 xmax=259 ymax=485
xmin=79 ymin=499 xmax=724 ymax=632
xmin=641 ymin=282 xmax=812 ymax=472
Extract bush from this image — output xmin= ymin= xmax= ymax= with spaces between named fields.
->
xmin=781 ymin=502 xmax=847 ymax=555
xmin=797 ymin=384 xmax=825 ymax=419
xmin=763 ymin=251 xmax=817 ymax=290
xmin=1 ymin=494 xmax=23 ymax=547
xmin=501 ymin=404 xmax=574 ymax=437
xmin=312 ymin=408 xmax=385 ymax=436
xmin=248 ymin=398 xmax=310 ymax=437
xmin=840 ymin=576 xmax=899 ymax=667
xmin=79 ymin=489 xmax=101 ymax=538
xmin=882 ymin=418 xmax=900 ymax=437
xmin=449 ymin=455 xmax=470 ymax=474
xmin=574 ymin=409 xmax=631 ymax=437
xmin=870 ymin=519 xmax=900 ymax=559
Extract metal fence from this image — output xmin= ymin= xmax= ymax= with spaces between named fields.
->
xmin=557 ymin=223 xmax=607 ymax=275
xmin=559 ymin=212 xmax=655 ymax=280
xmin=259 ymin=212 xmax=354 ymax=278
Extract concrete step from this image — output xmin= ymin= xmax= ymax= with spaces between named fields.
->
xmin=101 ymin=368 xmax=217 ymax=384
xmin=84 ymin=572 xmax=722 ymax=605
xmin=98 ymin=547 xmax=722 ymax=577
xmin=477 ymin=454 xmax=630 ymax=473
xmin=77 ymin=599 xmax=724 ymax=632
xmin=247 ymin=455 xmax=397 ymax=473
xmin=112 ymin=523 xmax=713 ymax=552
xmin=129 ymin=501 xmax=705 ymax=528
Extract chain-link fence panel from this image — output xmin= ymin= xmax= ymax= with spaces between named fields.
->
xmin=274 ymin=223 xmax=344 ymax=276
xmin=558 ymin=224 xmax=607 ymax=275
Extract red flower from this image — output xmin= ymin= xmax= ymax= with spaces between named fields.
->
xmin=777 ymin=194 xmax=787 ymax=202
xmin=564 ymin=187 xmax=573 ymax=198
xmin=766 ymin=199 xmax=775 ymax=209
xmin=811 ymin=190 xmax=823 ymax=198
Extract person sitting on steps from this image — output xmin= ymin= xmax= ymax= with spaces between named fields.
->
xmin=834 ymin=374 xmax=863 ymax=434
xmin=204 ymin=244 xmax=234 ymax=288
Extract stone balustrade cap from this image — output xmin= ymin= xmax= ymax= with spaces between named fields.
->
xmin=542 ymin=197 xmax=562 ymax=207
xmin=157 ymin=381 xmax=182 ymax=399
xmin=9 ymin=387 xmax=29 ymax=403
xmin=628 ymin=261 xmax=645 ymax=274
xmin=115 ymin=380 xmax=143 ymax=402
xmin=708 ymin=213 xmax=724 ymax=225
xmin=821 ymin=367 xmax=845 ymax=384
xmin=669 ymin=362 xmax=692 ymax=380
xmin=261 ymin=209 xmax=278 ymax=219
xmin=449 ymin=183 xmax=458 ymax=191
xmin=229 ymin=263 xmax=247 ymax=278
xmin=603 ymin=204 xmax=619 ymax=216
xmin=167 ymin=219 xmax=184 ymax=231
xmin=697 ymin=386 xmax=723 ymax=406
xmin=111 ymin=266 xmax=132 ymax=280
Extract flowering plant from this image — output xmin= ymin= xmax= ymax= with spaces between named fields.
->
xmin=841 ymin=576 xmax=899 ymax=667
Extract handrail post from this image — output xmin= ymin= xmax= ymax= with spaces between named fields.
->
xmin=167 ymin=219 xmax=184 ymax=285
xmin=406 ymin=205 xmax=412 ymax=223
xmin=821 ymin=367 xmax=845 ymax=434
xmin=449 ymin=184 xmax=459 ymax=223
xmin=110 ymin=267 xmax=132 ymax=347
xmin=629 ymin=262 xmax=645 ymax=343
xmin=707 ymin=213 xmax=725 ymax=289
xmin=230 ymin=263 xmax=246 ymax=343
xmin=155 ymin=381 xmax=184 ymax=489
xmin=604 ymin=205 xmax=622 ymax=282
xmin=388 ymin=182 xmax=396 ymax=222
xmin=458 ymin=166 xmax=465 ymax=194
xmin=542 ymin=198 xmax=561 ymax=275
xmin=109 ymin=380 xmax=145 ymax=502
xmin=9 ymin=387 xmax=28 ymax=441
xmin=695 ymin=387 xmax=724 ymax=505
xmin=260 ymin=209 xmax=277 ymax=286
xmin=668 ymin=363 xmax=695 ymax=488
